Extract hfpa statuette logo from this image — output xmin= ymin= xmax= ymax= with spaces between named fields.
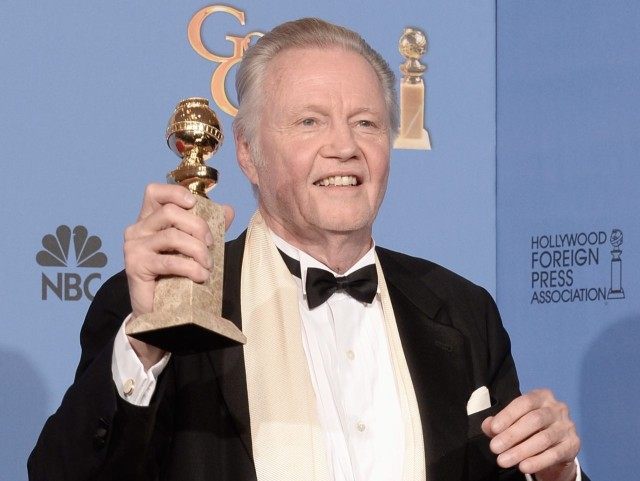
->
xmin=36 ymin=225 xmax=108 ymax=301
xmin=529 ymin=227 xmax=626 ymax=304
xmin=608 ymin=228 xmax=625 ymax=299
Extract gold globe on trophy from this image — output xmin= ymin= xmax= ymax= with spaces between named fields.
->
xmin=126 ymin=97 xmax=246 ymax=353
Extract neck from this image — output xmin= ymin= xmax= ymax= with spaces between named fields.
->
xmin=263 ymin=214 xmax=373 ymax=274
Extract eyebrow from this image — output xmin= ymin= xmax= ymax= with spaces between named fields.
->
xmin=293 ymin=105 xmax=382 ymax=116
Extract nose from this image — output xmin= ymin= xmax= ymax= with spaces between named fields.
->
xmin=319 ymin=121 xmax=358 ymax=161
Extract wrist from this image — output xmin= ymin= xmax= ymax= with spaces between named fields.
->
xmin=127 ymin=335 xmax=166 ymax=371
xmin=534 ymin=460 xmax=577 ymax=481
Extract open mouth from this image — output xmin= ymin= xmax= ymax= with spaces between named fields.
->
xmin=314 ymin=175 xmax=359 ymax=187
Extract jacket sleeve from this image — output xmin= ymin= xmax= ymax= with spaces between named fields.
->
xmin=28 ymin=271 xmax=172 ymax=481
xmin=462 ymin=287 xmax=526 ymax=481
xmin=475 ymin=289 xmax=589 ymax=481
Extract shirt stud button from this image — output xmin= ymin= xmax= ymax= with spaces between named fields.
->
xmin=346 ymin=350 xmax=355 ymax=360
xmin=356 ymin=421 xmax=366 ymax=432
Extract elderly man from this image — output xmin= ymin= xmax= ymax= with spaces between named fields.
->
xmin=29 ymin=18 xmax=586 ymax=481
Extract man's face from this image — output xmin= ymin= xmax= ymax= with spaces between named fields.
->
xmin=238 ymin=47 xmax=391 ymax=247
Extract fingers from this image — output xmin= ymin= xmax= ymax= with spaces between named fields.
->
xmin=512 ymin=434 xmax=579 ymax=475
xmin=491 ymin=410 xmax=569 ymax=468
xmin=125 ymin=228 xmax=212 ymax=280
xmin=124 ymin=184 xmax=234 ymax=319
xmin=487 ymin=389 xmax=549 ymax=436
xmin=481 ymin=416 xmax=494 ymax=437
xmin=126 ymin=202 xmax=213 ymax=247
xmin=131 ymin=185 xmax=235 ymax=240
xmin=125 ymin=203 xmax=213 ymax=281
xmin=222 ymin=204 xmax=235 ymax=230
xmin=137 ymin=183 xmax=197 ymax=222
xmin=483 ymin=389 xmax=580 ymax=476
xmin=125 ymin=234 xmax=211 ymax=319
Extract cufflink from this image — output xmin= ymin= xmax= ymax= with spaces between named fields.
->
xmin=123 ymin=378 xmax=135 ymax=397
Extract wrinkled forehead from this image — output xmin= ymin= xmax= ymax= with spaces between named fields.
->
xmin=261 ymin=46 xmax=387 ymax=111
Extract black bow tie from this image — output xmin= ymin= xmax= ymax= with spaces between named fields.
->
xmin=278 ymin=249 xmax=378 ymax=309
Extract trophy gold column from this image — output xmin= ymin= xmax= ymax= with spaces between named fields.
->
xmin=393 ymin=28 xmax=432 ymax=150
xmin=126 ymin=97 xmax=246 ymax=353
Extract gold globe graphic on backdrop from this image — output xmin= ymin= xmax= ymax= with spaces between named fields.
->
xmin=399 ymin=28 xmax=427 ymax=60
xmin=394 ymin=26 xmax=431 ymax=150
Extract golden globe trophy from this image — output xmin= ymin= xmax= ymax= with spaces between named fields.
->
xmin=393 ymin=27 xmax=432 ymax=150
xmin=126 ymin=97 xmax=246 ymax=353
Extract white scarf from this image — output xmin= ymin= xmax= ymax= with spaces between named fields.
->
xmin=241 ymin=212 xmax=425 ymax=481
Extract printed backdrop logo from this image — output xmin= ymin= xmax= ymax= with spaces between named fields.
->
xmin=529 ymin=228 xmax=626 ymax=305
xmin=393 ymin=27 xmax=431 ymax=151
xmin=188 ymin=5 xmax=263 ymax=116
xmin=36 ymin=225 xmax=107 ymax=301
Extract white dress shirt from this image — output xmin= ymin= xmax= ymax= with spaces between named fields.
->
xmin=271 ymin=234 xmax=404 ymax=481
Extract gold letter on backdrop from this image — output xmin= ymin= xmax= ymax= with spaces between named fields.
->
xmin=188 ymin=5 xmax=263 ymax=117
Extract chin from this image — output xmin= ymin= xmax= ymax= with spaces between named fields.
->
xmin=315 ymin=213 xmax=372 ymax=235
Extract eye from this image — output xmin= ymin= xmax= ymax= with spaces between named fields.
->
xmin=356 ymin=119 xmax=377 ymax=129
xmin=300 ymin=118 xmax=317 ymax=127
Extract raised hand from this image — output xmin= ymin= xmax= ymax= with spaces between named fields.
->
xmin=123 ymin=183 xmax=234 ymax=367
xmin=482 ymin=388 xmax=580 ymax=481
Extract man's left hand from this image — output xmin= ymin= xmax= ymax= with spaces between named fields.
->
xmin=481 ymin=388 xmax=580 ymax=481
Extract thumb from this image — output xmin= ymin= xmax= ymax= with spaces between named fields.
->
xmin=222 ymin=204 xmax=235 ymax=231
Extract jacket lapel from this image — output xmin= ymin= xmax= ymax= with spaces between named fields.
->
xmin=377 ymin=248 xmax=473 ymax=481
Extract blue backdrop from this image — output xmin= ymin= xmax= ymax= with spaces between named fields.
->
xmin=0 ymin=1 xmax=636 ymax=479
xmin=497 ymin=2 xmax=640 ymax=479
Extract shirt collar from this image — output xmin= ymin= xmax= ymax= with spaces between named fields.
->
xmin=269 ymin=230 xmax=377 ymax=297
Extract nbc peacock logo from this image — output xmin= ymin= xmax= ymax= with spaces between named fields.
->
xmin=36 ymin=225 xmax=108 ymax=301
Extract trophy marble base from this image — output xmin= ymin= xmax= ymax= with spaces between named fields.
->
xmin=127 ymin=311 xmax=246 ymax=354
xmin=126 ymin=196 xmax=246 ymax=354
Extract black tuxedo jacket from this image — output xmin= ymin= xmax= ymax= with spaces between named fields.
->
xmin=30 ymin=233 xmax=537 ymax=481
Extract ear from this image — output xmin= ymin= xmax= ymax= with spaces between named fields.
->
xmin=235 ymin=128 xmax=259 ymax=186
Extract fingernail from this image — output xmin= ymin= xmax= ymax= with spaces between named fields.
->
xmin=205 ymin=232 xmax=213 ymax=246
xmin=497 ymin=453 xmax=512 ymax=466
xmin=491 ymin=438 xmax=504 ymax=452
xmin=201 ymin=268 xmax=211 ymax=280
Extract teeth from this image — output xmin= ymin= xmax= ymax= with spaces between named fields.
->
xmin=315 ymin=175 xmax=357 ymax=186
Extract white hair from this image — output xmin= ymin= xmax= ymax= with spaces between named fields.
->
xmin=233 ymin=17 xmax=398 ymax=163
